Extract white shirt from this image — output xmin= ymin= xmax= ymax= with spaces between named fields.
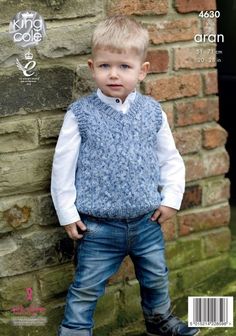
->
xmin=51 ymin=89 xmax=185 ymax=225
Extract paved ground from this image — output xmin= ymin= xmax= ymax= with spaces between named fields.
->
xmin=109 ymin=206 xmax=236 ymax=336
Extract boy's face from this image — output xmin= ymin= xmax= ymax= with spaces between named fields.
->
xmin=88 ymin=49 xmax=150 ymax=102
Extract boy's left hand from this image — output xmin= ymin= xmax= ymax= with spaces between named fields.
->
xmin=151 ymin=205 xmax=177 ymax=224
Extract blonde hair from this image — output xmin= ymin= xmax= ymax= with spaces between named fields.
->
xmin=91 ymin=15 xmax=149 ymax=60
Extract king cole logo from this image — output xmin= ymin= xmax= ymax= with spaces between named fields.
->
xmin=9 ymin=10 xmax=46 ymax=84
xmin=9 ymin=10 xmax=46 ymax=48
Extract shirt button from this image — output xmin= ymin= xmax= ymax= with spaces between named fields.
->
xmin=116 ymin=99 xmax=120 ymax=103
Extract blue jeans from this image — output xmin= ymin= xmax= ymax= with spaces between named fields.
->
xmin=58 ymin=211 xmax=170 ymax=336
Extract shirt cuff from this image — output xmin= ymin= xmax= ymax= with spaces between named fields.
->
xmin=160 ymin=191 xmax=184 ymax=210
xmin=55 ymin=205 xmax=81 ymax=226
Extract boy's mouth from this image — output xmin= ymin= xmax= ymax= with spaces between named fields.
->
xmin=107 ymin=84 xmax=123 ymax=90
xmin=107 ymin=84 xmax=123 ymax=87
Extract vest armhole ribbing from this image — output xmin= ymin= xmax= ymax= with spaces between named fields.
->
xmin=70 ymin=100 xmax=88 ymax=141
xmin=148 ymin=97 xmax=163 ymax=133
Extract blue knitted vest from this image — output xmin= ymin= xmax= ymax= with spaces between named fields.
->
xmin=71 ymin=92 xmax=163 ymax=218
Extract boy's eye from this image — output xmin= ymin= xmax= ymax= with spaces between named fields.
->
xmin=99 ymin=64 xmax=109 ymax=68
xmin=120 ymin=64 xmax=130 ymax=69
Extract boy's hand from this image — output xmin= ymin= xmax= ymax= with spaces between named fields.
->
xmin=151 ymin=205 xmax=177 ymax=224
xmin=64 ymin=220 xmax=87 ymax=240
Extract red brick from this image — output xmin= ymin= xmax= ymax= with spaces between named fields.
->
xmin=203 ymin=71 xmax=218 ymax=95
xmin=175 ymin=98 xmax=219 ymax=126
xmin=184 ymin=155 xmax=205 ymax=182
xmin=175 ymin=0 xmax=216 ymax=13
xmin=203 ymin=149 xmax=229 ymax=177
xmin=174 ymin=46 xmax=216 ymax=70
xmin=203 ymin=228 xmax=231 ymax=257
xmin=162 ymin=217 xmax=177 ymax=241
xmin=147 ymin=49 xmax=169 ymax=73
xmin=203 ymin=178 xmax=230 ymax=206
xmin=178 ymin=204 xmax=230 ymax=236
xmin=107 ymin=0 xmax=168 ymax=16
xmin=108 ymin=256 xmax=135 ymax=284
xmin=202 ymin=124 xmax=228 ymax=149
xmin=202 ymin=17 xmax=217 ymax=35
xmin=143 ymin=73 xmax=201 ymax=102
xmin=181 ymin=185 xmax=202 ymax=210
xmin=173 ymin=127 xmax=201 ymax=155
xmin=147 ymin=18 xmax=199 ymax=45
xmin=166 ymin=238 xmax=203 ymax=270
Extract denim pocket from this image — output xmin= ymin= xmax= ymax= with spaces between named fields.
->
xmin=146 ymin=212 xmax=161 ymax=229
xmin=80 ymin=214 xmax=101 ymax=235
xmin=145 ymin=211 xmax=158 ymax=221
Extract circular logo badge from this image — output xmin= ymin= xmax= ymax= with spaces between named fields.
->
xmin=9 ymin=10 xmax=46 ymax=48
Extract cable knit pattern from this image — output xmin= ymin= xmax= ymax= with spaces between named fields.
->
xmin=71 ymin=92 xmax=163 ymax=219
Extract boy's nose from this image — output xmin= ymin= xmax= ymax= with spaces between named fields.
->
xmin=109 ymin=67 xmax=119 ymax=78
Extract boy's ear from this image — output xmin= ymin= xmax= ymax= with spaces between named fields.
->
xmin=138 ymin=61 xmax=150 ymax=81
xmin=88 ymin=59 xmax=94 ymax=72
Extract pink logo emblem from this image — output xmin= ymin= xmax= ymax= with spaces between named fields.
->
xmin=26 ymin=287 xmax=33 ymax=301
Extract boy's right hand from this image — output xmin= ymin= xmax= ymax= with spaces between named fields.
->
xmin=64 ymin=220 xmax=87 ymax=240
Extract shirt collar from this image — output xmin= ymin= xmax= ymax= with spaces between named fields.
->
xmin=96 ymin=88 xmax=136 ymax=113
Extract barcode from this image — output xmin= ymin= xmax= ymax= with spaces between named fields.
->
xmin=188 ymin=296 xmax=234 ymax=327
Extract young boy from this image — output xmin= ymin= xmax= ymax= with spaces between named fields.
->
xmin=51 ymin=15 xmax=199 ymax=336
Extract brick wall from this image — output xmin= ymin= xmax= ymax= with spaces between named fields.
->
xmin=0 ymin=1 xmax=231 ymax=335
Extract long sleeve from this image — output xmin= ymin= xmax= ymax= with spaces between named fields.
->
xmin=157 ymin=111 xmax=185 ymax=210
xmin=51 ymin=110 xmax=81 ymax=225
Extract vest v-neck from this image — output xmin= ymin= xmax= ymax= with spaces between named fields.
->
xmin=90 ymin=92 xmax=143 ymax=122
